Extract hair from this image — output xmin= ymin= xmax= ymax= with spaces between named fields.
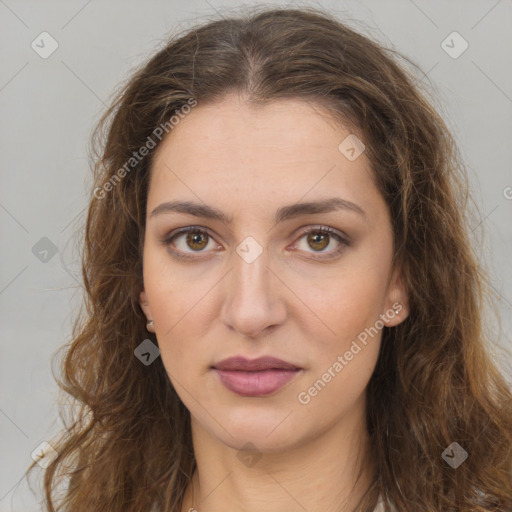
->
xmin=26 ymin=5 xmax=512 ymax=512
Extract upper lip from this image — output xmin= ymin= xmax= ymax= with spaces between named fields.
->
xmin=212 ymin=356 xmax=300 ymax=371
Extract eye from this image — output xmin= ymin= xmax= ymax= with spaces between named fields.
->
xmin=292 ymin=226 xmax=349 ymax=260
xmin=162 ymin=226 xmax=219 ymax=260
xmin=162 ymin=225 xmax=349 ymax=261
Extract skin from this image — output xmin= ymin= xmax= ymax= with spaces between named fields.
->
xmin=139 ymin=94 xmax=409 ymax=512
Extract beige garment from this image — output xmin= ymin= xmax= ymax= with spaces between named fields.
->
xmin=151 ymin=494 xmax=395 ymax=511
xmin=374 ymin=495 xmax=396 ymax=511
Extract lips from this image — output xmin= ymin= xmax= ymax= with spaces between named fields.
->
xmin=212 ymin=356 xmax=300 ymax=372
xmin=212 ymin=356 xmax=302 ymax=397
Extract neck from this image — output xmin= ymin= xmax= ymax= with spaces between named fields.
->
xmin=181 ymin=401 xmax=374 ymax=512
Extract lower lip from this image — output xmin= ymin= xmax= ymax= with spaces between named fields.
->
xmin=213 ymin=368 xmax=301 ymax=397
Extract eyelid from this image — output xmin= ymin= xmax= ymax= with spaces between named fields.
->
xmin=161 ymin=226 xmax=220 ymax=260
xmin=162 ymin=224 xmax=350 ymax=260
xmin=291 ymin=225 xmax=350 ymax=260
xmin=294 ymin=225 xmax=350 ymax=244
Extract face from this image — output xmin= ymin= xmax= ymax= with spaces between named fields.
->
xmin=140 ymin=95 xmax=408 ymax=453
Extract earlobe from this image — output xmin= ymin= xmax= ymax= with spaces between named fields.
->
xmin=383 ymin=300 xmax=408 ymax=327
xmin=384 ymin=270 xmax=410 ymax=327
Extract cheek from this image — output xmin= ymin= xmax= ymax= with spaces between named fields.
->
xmin=143 ymin=251 xmax=193 ymax=352
xmin=300 ymin=285 xmax=385 ymax=383
xmin=143 ymin=246 xmax=205 ymax=326
xmin=142 ymin=249 xmax=224 ymax=380
xmin=295 ymin=279 xmax=387 ymax=410
xmin=291 ymin=255 xmax=392 ymax=397
xmin=297 ymin=258 xmax=391 ymax=341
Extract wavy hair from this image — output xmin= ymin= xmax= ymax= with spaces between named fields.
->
xmin=27 ymin=6 xmax=512 ymax=511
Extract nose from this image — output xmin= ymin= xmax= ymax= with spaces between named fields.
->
xmin=220 ymin=246 xmax=287 ymax=339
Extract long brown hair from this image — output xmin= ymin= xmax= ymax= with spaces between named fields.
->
xmin=27 ymin=6 xmax=512 ymax=511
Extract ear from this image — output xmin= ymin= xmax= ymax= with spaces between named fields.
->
xmin=382 ymin=267 xmax=409 ymax=327
xmin=139 ymin=290 xmax=155 ymax=333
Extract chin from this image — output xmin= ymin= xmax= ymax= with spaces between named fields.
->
xmin=224 ymin=429 xmax=300 ymax=455
xmin=210 ymin=406 xmax=306 ymax=453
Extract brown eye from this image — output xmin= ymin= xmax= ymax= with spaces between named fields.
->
xmin=185 ymin=231 xmax=209 ymax=251
xmin=307 ymin=231 xmax=330 ymax=251
xmin=294 ymin=226 xmax=349 ymax=260
xmin=163 ymin=227 xmax=218 ymax=260
xmin=163 ymin=225 xmax=349 ymax=262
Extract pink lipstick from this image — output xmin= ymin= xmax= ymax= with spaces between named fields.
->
xmin=212 ymin=356 xmax=301 ymax=397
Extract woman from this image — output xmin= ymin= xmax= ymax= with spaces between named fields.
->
xmin=28 ymin=6 xmax=512 ymax=512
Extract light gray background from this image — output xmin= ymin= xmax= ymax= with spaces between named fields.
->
xmin=1 ymin=0 xmax=511 ymax=510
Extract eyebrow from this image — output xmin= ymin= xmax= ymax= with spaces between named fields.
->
xmin=150 ymin=197 xmax=366 ymax=224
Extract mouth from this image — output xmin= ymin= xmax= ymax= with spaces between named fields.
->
xmin=211 ymin=356 xmax=302 ymax=397
xmin=212 ymin=356 xmax=301 ymax=372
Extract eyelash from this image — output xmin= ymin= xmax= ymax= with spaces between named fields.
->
xmin=161 ymin=225 xmax=350 ymax=261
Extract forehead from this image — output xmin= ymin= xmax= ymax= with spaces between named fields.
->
xmin=148 ymin=95 xmax=383 ymax=223
xmin=152 ymin=95 xmax=354 ymax=165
